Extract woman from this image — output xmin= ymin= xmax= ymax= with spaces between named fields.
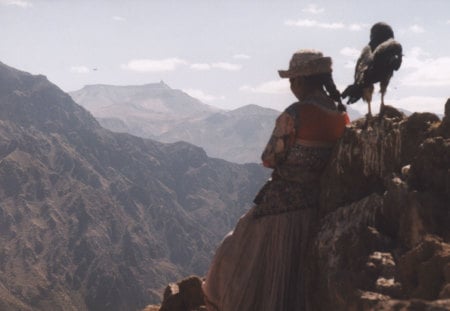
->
xmin=202 ymin=50 xmax=349 ymax=311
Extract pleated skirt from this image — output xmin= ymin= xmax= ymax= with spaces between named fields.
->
xmin=202 ymin=206 xmax=316 ymax=311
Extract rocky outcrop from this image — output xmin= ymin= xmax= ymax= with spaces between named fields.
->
xmin=153 ymin=101 xmax=450 ymax=310
xmin=311 ymin=102 xmax=450 ymax=310
xmin=159 ymin=276 xmax=205 ymax=311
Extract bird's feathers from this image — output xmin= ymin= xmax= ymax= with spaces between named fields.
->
xmin=342 ymin=38 xmax=402 ymax=105
xmin=355 ymin=46 xmax=373 ymax=85
xmin=371 ymin=39 xmax=402 ymax=74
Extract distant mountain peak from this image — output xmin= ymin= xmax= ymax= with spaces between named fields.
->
xmin=69 ymin=83 xmax=220 ymax=137
xmin=0 ymin=62 xmax=270 ymax=310
xmin=228 ymin=104 xmax=279 ymax=117
xmin=0 ymin=61 xmax=99 ymax=131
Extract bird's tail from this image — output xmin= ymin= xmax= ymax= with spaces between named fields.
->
xmin=341 ymin=84 xmax=363 ymax=105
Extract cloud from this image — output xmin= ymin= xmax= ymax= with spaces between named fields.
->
xmin=447 ymin=20 xmax=450 ymax=24
xmin=402 ymin=47 xmax=430 ymax=69
xmin=183 ymin=89 xmax=225 ymax=102
xmin=112 ymin=16 xmax=126 ymax=22
xmin=340 ymin=47 xmax=360 ymax=58
xmin=340 ymin=47 xmax=361 ymax=69
xmin=285 ymin=19 xmax=367 ymax=31
xmin=211 ymin=62 xmax=242 ymax=71
xmin=240 ymin=79 xmax=290 ymax=95
xmin=121 ymin=58 xmax=187 ymax=72
xmin=390 ymin=96 xmax=446 ymax=115
xmin=401 ymin=47 xmax=450 ymax=87
xmin=70 ymin=66 xmax=90 ymax=74
xmin=409 ymin=24 xmax=425 ymax=34
xmin=285 ymin=19 xmax=344 ymax=29
xmin=349 ymin=23 xmax=366 ymax=31
xmin=0 ymin=0 xmax=32 ymax=8
xmin=190 ymin=62 xmax=242 ymax=71
xmin=122 ymin=58 xmax=241 ymax=73
xmin=233 ymin=54 xmax=251 ymax=60
xmin=402 ymin=57 xmax=450 ymax=87
xmin=190 ymin=63 xmax=211 ymax=71
xmin=302 ymin=4 xmax=324 ymax=14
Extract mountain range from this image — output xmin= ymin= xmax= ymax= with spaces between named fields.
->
xmin=0 ymin=62 xmax=269 ymax=311
xmin=70 ymin=83 xmax=363 ymax=164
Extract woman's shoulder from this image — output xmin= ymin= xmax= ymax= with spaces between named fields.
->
xmin=283 ymin=102 xmax=301 ymax=117
xmin=301 ymin=95 xmax=337 ymax=110
xmin=283 ymin=96 xmax=336 ymax=116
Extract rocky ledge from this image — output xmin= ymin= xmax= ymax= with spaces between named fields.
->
xmin=314 ymin=99 xmax=450 ymax=310
xmin=147 ymin=99 xmax=450 ymax=311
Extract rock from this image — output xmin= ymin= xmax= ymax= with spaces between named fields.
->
xmin=398 ymin=235 xmax=450 ymax=300
xmin=381 ymin=104 xmax=406 ymax=119
xmin=437 ymin=98 xmax=450 ymax=138
xmin=0 ymin=62 xmax=270 ymax=311
xmin=440 ymin=284 xmax=450 ymax=299
xmin=159 ymin=276 xmax=205 ymax=311
xmin=310 ymin=99 xmax=450 ymax=310
xmin=373 ymin=298 xmax=450 ymax=310
xmin=158 ymin=101 xmax=450 ymax=310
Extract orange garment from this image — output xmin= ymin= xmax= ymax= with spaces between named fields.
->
xmin=296 ymin=104 xmax=350 ymax=143
xmin=261 ymin=101 xmax=350 ymax=169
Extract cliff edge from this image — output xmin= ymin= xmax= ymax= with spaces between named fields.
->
xmin=153 ymin=100 xmax=450 ymax=311
xmin=313 ymin=100 xmax=450 ymax=310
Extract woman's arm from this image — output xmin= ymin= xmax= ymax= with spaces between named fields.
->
xmin=261 ymin=111 xmax=295 ymax=168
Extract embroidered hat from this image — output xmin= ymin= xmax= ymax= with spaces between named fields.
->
xmin=278 ymin=49 xmax=332 ymax=78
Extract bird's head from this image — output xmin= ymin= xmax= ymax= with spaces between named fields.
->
xmin=369 ymin=22 xmax=394 ymax=50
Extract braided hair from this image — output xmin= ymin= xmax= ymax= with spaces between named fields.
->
xmin=304 ymin=73 xmax=346 ymax=112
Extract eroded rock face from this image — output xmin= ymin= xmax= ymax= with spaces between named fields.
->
xmin=159 ymin=276 xmax=205 ymax=311
xmin=154 ymin=102 xmax=450 ymax=310
xmin=311 ymin=102 xmax=450 ymax=310
xmin=0 ymin=62 xmax=269 ymax=311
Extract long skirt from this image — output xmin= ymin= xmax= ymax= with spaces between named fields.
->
xmin=202 ymin=206 xmax=316 ymax=311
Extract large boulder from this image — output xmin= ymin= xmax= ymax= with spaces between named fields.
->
xmin=311 ymin=101 xmax=450 ymax=310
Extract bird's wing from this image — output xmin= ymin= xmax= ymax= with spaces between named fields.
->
xmin=354 ymin=45 xmax=373 ymax=86
xmin=372 ymin=38 xmax=403 ymax=72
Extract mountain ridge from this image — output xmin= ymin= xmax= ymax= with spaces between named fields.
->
xmin=70 ymin=83 xmax=363 ymax=163
xmin=0 ymin=61 xmax=269 ymax=311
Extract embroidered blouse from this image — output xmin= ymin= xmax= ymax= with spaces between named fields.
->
xmin=261 ymin=96 xmax=349 ymax=169
xmin=253 ymin=95 xmax=349 ymax=217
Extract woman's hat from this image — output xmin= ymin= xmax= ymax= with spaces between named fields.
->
xmin=278 ymin=49 xmax=332 ymax=78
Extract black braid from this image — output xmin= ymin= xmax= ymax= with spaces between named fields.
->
xmin=322 ymin=73 xmax=346 ymax=112
xmin=304 ymin=73 xmax=346 ymax=112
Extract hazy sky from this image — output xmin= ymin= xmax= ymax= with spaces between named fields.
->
xmin=1 ymin=0 xmax=449 ymax=115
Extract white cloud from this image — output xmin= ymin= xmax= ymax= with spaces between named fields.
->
xmin=285 ymin=19 xmax=367 ymax=31
xmin=70 ymin=66 xmax=90 ymax=74
xmin=183 ymin=88 xmax=225 ymax=102
xmin=302 ymin=4 xmax=324 ymax=14
xmin=190 ymin=62 xmax=242 ymax=71
xmin=447 ymin=20 xmax=450 ymax=24
xmin=401 ymin=47 xmax=450 ymax=87
xmin=190 ymin=63 xmax=211 ymax=71
xmin=390 ymin=96 xmax=446 ymax=115
xmin=340 ymin=47 xmax=361 ymax=69
xmin=211 ymin=62 xmax=242 ymax=71
xmin=0 ymin=0 xmax=32 ymax=8
xmin=349 ymin=23 xmax=366 ymax=31
xmin=240 ymin=79 xmax=290 ymax=95
xmin=402 ymin=47 xmax=430 ymax=69
xmin=233 ymin=54 xmax=251 ymax=60
xmin=340 ymin=47 xmax=360 ymax=59
xmin=112 ymin=16 xmax=126 ymax=22
xmin=409 ymin=24 xmax=425 ymax=34
xmin=285 ymin=19 xmax=344 ymax=29
xmin=121 ymin=58 xmax=187 ymax=72
xmin=402 ymin=57 xmax=450 ymax=87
